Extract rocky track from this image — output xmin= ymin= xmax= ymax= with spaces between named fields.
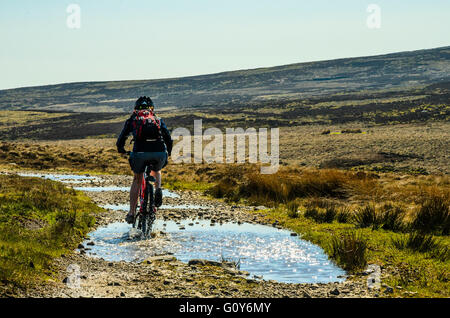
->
xmin=25 ymin=174 xmax=376 ymax=298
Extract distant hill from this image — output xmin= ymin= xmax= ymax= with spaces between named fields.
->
xmin=0 ymin=46 xmax=449 ymax=112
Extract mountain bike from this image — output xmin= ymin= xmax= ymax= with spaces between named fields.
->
xmin=127 ymin=152 xmax=157 ymax=239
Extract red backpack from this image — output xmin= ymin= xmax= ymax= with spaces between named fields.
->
xmin=131 ymin=110 xmax=161 ymax=141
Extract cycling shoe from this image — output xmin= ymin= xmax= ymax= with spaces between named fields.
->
xmin=125 ymin=213 xmax=135 ymax=224
xmin=155 ymin=188 xmax=163 ymax=207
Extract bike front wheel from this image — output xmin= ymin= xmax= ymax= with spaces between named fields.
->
xmin=141 ymin=213 xmax=149 ymax=237
xmin=142 ymin=180 xmax=154 ymax=238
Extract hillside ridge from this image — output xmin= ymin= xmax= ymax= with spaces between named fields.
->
xmin=1 ymin=46 xmax=449 ymax=112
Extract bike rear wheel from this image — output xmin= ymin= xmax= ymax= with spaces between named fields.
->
xmin=140 ymin=213 xmax=148 ymax=237
xmin=141 ymin=179 xmax=154 ymax=238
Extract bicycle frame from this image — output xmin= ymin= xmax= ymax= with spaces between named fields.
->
xmin=140 ymin=171 xmax=157 ymax=214
xmin=139 ymin=174 xmax=147 ymax=214
xmin=133 ymin=166 xmax=157 ymax=238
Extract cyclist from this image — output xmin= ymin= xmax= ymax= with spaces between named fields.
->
xmin=116 ymin=96 xmax=173 ymax=224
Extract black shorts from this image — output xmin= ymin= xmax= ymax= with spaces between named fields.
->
xmin=129 ymin=151 xmax=168 ymax=173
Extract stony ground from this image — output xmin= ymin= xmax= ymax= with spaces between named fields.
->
xmin=21 ymin=173 xmax=378 ymax=298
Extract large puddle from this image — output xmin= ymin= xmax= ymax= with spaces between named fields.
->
xmin=84 ymin=220 xmax=346 ymax=284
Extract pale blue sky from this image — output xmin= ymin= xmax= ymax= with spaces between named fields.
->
xmin=0 ymin=0 xmax=449 ymax=90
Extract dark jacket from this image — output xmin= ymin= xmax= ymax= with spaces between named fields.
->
xmin=116 ymin=113 xmax=173 ymax=155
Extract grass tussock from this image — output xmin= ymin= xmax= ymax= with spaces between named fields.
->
xmin=207 ymin=177 xmax=240 ymax=202
xmin=411 ymin=195 xmax=449 ymax=235
xmin=392 ymin=232 xmax=449 ymax=262
xmin=354 ymin=203 xmax=406 ymax=231
xmin=0 ymin=174 xmax=102 ymax=291
xmin=286 ymin=201 xmax=299 ymax=218
xmin=241 ymin=169 xmax=350 ymax=202
xmin=379 ymin=203 xmax=406 ymax=232
xmin=336 ymin=206 xmax=352 ymax=223
xmin=303 ymin=201 xmax=338 ymax=224
xmin=329 ymin=231 xmax=368 ymax=272
xmin=392 ymin=232 xmax=440 ymax=253
xmin=354 ymin=204 xmax=384 ymax=230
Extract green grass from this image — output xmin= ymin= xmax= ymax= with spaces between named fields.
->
xmin=0 ymin=174 xmax=103 ymax=293
xmin=392 ymin=232 xmax=449 ymax=262
xmin=165 ymin=179 xmax=212 ymax=192
xmin=329 ymin=231 xmax=368 ymax=272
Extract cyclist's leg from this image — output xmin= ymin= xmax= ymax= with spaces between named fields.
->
xmin=143 ymin=151 xmax=167 ymax=189
xmin=153 ymin=170 xmax=163 ymax=207
xmin=128 ymin=152 xmax=147 ymax=221
xmin=150 ymin=170 xmax=161 ymax=189
xmin=129 ymin=172 xmax=144 ymax=217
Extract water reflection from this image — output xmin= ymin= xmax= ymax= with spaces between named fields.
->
xmin=85 ymin=220 xmax=346 ymax=284
xmin=101 ymin=204 xmax=209 ymax=211
xmin=17 ymin=172 xmax=99 ymax=184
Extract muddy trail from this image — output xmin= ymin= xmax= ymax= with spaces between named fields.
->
xmin=17 ymin=173 xmax=376 ymax=298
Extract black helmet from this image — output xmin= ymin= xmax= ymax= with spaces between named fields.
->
xmin=134 ymin=96 xmax=154 ymax=110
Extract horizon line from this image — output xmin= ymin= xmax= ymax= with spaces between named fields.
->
xmin=2 ymin=44 xmax=449 ymax=92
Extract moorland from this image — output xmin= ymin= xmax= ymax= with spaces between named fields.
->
xmin=0 ymin=46 xmax=448 ymax=298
